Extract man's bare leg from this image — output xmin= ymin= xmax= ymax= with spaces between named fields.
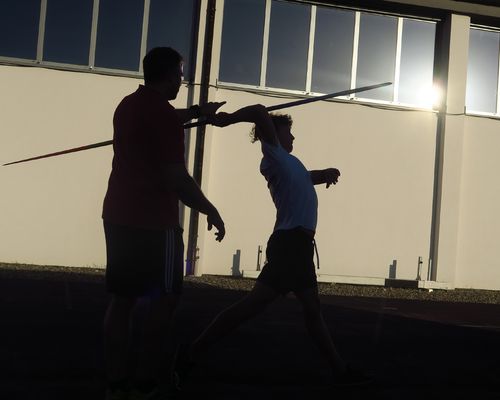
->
xmin=135 ymin=294 xmax=179 ymax=383
xmin=104 ymin=295 xmax=137 ymax=382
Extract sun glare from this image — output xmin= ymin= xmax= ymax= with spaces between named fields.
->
xmin=415 ymin=85 xmax=442 ymax=109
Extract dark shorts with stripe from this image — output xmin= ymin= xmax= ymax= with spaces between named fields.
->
xmin=104 ymin=221 xmax=184 ymax=297
xmin=257 ymin=227 xmax=318 ymax=295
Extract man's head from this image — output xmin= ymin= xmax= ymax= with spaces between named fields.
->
xmin=250 ymin=113 xmax=295 ymax=152
xmin=143 ymin=47 xmax=183 ymax=99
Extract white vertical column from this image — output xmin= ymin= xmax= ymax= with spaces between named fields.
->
xmin=393 ymin=17 xmax=403 ymax=103
xmin=429 ymin=14 xmax=470 ymax=285
xmin=350 ymin=11 xmax=360 ymax=98
xmin=260 ymin=0 xmax=272 ymax=88
xmin=89 ymin=0 xmax=100 ymax=68
xmin=496 ymin=38 xmax=500 ymax=115
xmin=305 ymin=5 xmax=316 ymax=93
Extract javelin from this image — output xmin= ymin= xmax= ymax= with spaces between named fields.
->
xmin=3 ymin=82 xmax=391 ymax=166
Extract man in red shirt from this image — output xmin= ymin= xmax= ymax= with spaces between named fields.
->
xmin=102 ymin=47 xmax=225 ymax=400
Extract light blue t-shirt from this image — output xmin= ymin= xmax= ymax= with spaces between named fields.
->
xmin=260 ymin=142 xmax=318 ymax=232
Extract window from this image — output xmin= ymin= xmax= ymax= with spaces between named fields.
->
xmin=266 ymin=1 xmax=310 ymax=91
xmin=0 ymin=0 xmax=201 ymax=78
xmin=147 ymin=0 xmax=198 ymax=80
xmin=94 ymin=0 xmax=145 ymax=71
xmin=218 ymin=1 xmax=436 ymax=109
xmin=356 ymin=13 xmax=398 ymax=101
xmin=0 ymin=0 xmax=40 ymax=60
xmin=398 ymin=19 xmax=436 ymax=106
xmin=466 ymin=28 xmax=499 ymax=114
xmin=312 ymin=7 xmax=354 ymax=94
xmin=43 ymin=0 xmax=94 ymax=65
xmin=219 ymin=0 xmax=266 ymax=86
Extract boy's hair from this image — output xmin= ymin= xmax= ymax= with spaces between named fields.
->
xmin=250 ymin=113 xmax=293 ymax=143
xmin=143 ymin=47 xmax=183 ymax=85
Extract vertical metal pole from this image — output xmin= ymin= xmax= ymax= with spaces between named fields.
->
xmin=256 ymin=245 xmax=262 ymax=271
xmin=186 ymin=0 xmax=217 ymax=276
xmin=181 ymin=0 xmax=202 ymax=230
xmin=139 ymin=0 xmax=151 ymax=74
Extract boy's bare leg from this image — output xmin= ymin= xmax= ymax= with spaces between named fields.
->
xmin=104 ymin=295 xmax=137 ymax=382
xmin=294 ymin=287 xmax=347 ymax=375
xmin=190 ymin=282 xmax=278 ymax=359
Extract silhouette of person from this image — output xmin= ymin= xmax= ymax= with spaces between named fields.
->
xmin=102 ymin=47 xmax=225 ymax=400
xmin=178 ymin=104 xmax=370 ymax=386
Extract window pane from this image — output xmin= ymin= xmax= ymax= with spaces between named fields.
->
xmin=356 ymin=13 xmax=397 ymax=101
xmin=312 ymin=7 xmax=354 ymax=94
xmin=266 ymin=1 xmax=310 ymax=91
xmin=43 ymin=0 xmax=93 ymax=65
xmin=147 ymin=0 xmax=197 ymax=80
xmin=399 ymin=19 xmax=436 ymax=106
xmin=95 ymin=0 xmax=144 ymax=71
xmin=466 ymin=29 xmax=499 ymax=114
xmin=219 ymin=0 xmax=265 ymax=85
xmin=0 ymin=0 xmax=40 ymax=59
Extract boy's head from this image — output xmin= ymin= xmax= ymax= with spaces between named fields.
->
xmin=250 ymin=113 xmax=294 ymax=152
xmin=143 ymin=47 xmax=183 ymax=99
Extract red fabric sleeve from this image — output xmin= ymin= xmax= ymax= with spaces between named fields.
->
xmin=148 ymin=102 xmax=185 ymax=165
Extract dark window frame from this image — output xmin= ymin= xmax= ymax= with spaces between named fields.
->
xmin=217 ymin=0 xmax=439 ymax=109
xmin=465 ymin=26 xmax=500 ymax=116
xmin=0 ymin=0 xmax=200 ymax=82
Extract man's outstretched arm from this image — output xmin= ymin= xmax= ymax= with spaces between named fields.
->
xmin=310 ymin=168 xmax=341 ymax=188
xmin=208 ymin=104 xmax=278 ymax=145
xmin=175 ymin=102 xmax=226 ymax=124
xmin=163 ymin=163 xmax=225 ymax=241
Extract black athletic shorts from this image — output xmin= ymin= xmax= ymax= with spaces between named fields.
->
xmin=104 ymin=221 xmax=184 ymax=297
xmin=257 ymin=227 xmax=317 ymax=295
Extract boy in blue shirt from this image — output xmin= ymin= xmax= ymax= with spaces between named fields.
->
xmin=179 ymin=104 xmax=370 ymax=386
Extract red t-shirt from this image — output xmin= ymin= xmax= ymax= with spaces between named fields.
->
xmin=102 ymin=85 xmax=185 ymax=229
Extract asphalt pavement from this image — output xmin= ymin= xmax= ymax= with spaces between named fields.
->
xmin=2 ymin=270 xmax=500 ymax=399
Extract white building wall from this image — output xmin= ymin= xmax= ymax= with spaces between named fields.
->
xmin=455 ymin=116 xmax=500 ymax=289
xmin=197 ymin=88 xmax=437 ymax=281
xmin=0 ymin=65 xmax=191 ymax=267
xmin=1 ymin=1 xmax=500 ymax=291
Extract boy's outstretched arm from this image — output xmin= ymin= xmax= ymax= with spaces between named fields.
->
xmin=208 ymin=104 xmax=279 ymax=145
xmin=310 ymin=168 xmax=341 ymax=188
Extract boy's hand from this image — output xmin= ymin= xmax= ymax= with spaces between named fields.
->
xmin=324 ymin=168 xmax=341 ymax=188
xmin=207 ymin=112 xmax=233 ymax=127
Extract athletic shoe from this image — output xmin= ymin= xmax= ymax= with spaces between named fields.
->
xmin=105 ymin=388 xmax=129 ymax=400
xmin=331 ymin=366 xmax=374 ymax=387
